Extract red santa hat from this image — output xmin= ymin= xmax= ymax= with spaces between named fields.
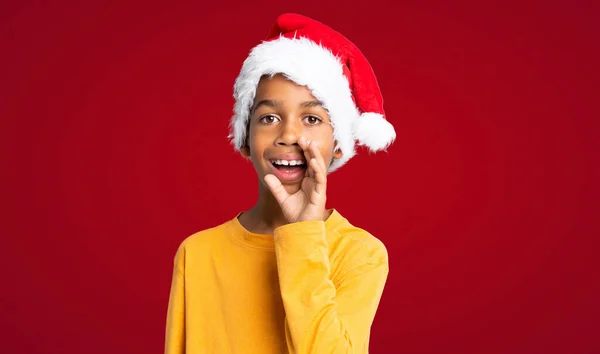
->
xmin=229 ymin=13 xmax=396 ymax=172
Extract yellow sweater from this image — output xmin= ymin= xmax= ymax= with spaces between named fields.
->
xmin=164 ymin=209 xmax=388 ymax=353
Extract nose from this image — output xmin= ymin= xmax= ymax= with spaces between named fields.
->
xmin=275 ymin=118 xmax=301 ymax=146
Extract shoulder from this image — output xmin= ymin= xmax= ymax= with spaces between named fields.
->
xmin=171 ymin=219 xmax=232 ymax=262
xmin=328 ymin=214 xmax=388 ymax=270
xmin=182 ymin=222 xmax=230 ymax=249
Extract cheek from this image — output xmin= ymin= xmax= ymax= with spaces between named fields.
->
xmin=320 ymin=151 xmax=333 ymax=165
xmin=247 ymin=129 xmax=271 ymax=158
xmin=305 ymin=124 xmax=334 ymax=141
xmin=315 ymin=141 xmax=335 ymax=162
xmin=310 ymin=129 xmax=335 ymax=151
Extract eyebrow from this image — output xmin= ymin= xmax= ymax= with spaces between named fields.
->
xmin=300 ymin=100 xmax=325 ymax=109
xmin=251 ymin=99 xmax=282 ymax=115
xmin=251 ymin=99 xmax=326 ymax=114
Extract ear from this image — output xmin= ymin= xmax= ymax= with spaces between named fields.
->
xmin=333 ymin=141 xmax=343 ymax=159
xmin=240 ymin=119 xmax=252 ymax=158
xmin=240 ymin=145 xmax=250 ymax=158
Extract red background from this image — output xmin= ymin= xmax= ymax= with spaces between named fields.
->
xmin=1 ymin=1 xmax=598 ymax=353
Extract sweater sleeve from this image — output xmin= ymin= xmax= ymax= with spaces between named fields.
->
xmin=274 ymin=221 xmax=388 ymax=353
xmin=165 ymin=245 xmax=185 ymax=354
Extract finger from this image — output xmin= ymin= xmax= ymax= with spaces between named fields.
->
xmin=310 ymin=140 xmax=327 ymax=174
xmin=264 ymin=174 xmax=290 ymax=205
xmin=309 ymin=142 xmax=327 ymax=193
xmin=298 ymin=136 xmax=308 ymax=149
xmin=298 ymin=136 xmax=310 ymax=155
xmin=306 ymin=141 xmax=325 ymax=185
xmin=299 ymin=137 xmax=314 ymax=177
xmin=310 ymin=157 xmax=327 ymax=195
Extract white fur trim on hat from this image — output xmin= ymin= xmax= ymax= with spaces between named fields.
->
xmin=353 ymin=112 xmax=396 ymax=151
xmin=229 ymin=35 xmax=389 ymax=172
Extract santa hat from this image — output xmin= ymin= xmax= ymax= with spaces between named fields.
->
xmin=229 ymin=13 xmax=396 ymax=172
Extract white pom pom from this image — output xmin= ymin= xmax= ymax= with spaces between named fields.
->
xmin=352 ymin=113 xmax=396 ymax=151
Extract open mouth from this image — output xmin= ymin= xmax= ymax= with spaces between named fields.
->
xmin=270 ymin=159 xmax=307 ymax=172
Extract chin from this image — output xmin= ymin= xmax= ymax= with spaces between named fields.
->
xmin=282 ymin=184 xmax=302 ymax=194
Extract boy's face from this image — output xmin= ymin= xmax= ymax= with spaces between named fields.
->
xmin=241 ymin=74 xmax=343 ymax=194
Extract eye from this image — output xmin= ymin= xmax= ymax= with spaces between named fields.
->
xmin=259 ymin=115 xmax=280 ymax=124
xmin=303 ymin=115 xmax=322 ymax=125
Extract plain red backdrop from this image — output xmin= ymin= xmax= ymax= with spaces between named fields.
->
xmin=1 ymin=1 xmax=598 ymax=353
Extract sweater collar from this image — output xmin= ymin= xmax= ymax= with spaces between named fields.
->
xmin=228 ymin=209 xmax=345 ymax=249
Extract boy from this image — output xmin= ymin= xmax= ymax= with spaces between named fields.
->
xmin=165 ymin=13 xmax=396 ymax=353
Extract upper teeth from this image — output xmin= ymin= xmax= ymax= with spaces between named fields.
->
xmin=272 ymin=159 xmax=305 ymax=166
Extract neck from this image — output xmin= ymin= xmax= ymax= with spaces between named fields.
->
xmin=242 ymin=182 xmax=290 ymax=234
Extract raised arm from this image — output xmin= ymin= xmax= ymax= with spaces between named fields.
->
xmin=274 ymin=222 xmax=388 ymax=353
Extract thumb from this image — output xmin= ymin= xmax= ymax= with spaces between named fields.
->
xmin=264 ymin=174 xmax=289 ymax=205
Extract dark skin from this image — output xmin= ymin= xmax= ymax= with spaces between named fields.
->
xmin=238 ymin=74 xmax=343 ymax=235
